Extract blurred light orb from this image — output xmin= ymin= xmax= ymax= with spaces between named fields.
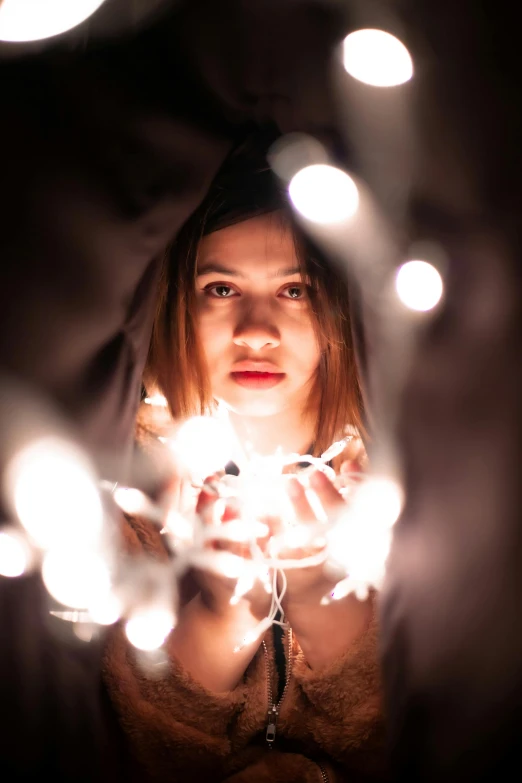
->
xmin=396 ymin=260 xmax=444 ymax=312
xmin=353 ymin=477 xmax=404 ymax=527
xmin=0 ymin=530 xmax=29 ymax=578
xmin=0 ymin=0 xmax=108 ymax=43
xmin=163 ymin=509 xmax=194 ymax=543
xmin=125 ymin=607 xmax=175 ymax=651
xmin=88 ymin=592 xmax=122 ymax=626
xmin=42 ymin=549 xmax=111 ymax=609
xmin=8 ymin=437 xmax=103 ymax=551
xmin=113 ymin=487 xmax=149 ymax=517
xmin=289 ymin=165 xmax=359 ymax=224
xmin=343 ymin=29 xmax=413 ymax=87
xmin=171 ymin=416 xmax=234 ymax=480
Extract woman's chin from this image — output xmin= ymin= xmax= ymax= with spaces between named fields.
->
xmin=220 ymin=393 xmax=285 ymax=419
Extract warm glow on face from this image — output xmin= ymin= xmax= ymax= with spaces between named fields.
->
xmin=196 ymin=215 xmax=321 ymax=419
xmin=289 ymin=165 xmax=359 ymax=224
xmin=343 ymin=29 xmax=413 ymax=87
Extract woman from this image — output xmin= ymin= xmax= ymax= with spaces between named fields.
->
xmin=103 ymin=140 xmax=386 ymax=783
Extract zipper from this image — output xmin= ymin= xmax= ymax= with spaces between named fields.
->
xmin=262 ymin=626 xmax=293 ymax=749
xmin=317 ymin=762 xmax=330 ymax=783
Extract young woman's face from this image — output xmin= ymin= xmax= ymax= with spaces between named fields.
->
xmin=195 ymin=214 xmax=321 ymax=417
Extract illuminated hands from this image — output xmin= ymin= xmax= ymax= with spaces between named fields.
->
xmin=274 ymin=470 xmax=349 ymax=606
xmin=192 ymin=476 xmax=272 ymax=620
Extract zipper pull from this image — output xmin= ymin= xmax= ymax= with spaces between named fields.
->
xmin=266 ymin=705 xmax=278 ymax=747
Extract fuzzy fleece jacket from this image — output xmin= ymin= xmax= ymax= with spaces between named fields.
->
xmin=102 ymin=506 xmax=388 ymax=783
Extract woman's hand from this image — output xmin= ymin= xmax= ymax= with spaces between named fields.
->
xmin=276 ymin=468 xmax=373 ymax=670
xmin=276 ymin=469 xmax=347 ymax=607
xmin=194 ymin=477 xmax=272 ymax=621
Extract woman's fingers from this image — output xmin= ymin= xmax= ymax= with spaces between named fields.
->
xmin=287 ymin=477 xmax=317 ymax=523
xmin=340 ymin=459 xmax=362 ymax=475
xmin=309 ymin=469 xmax=345 ymax=518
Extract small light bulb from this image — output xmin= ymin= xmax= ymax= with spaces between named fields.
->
xmin=125 ymin=607 xmax=175 ymax=652
xmin=396 ymin=260 xmax=444 ymax=312
xmin=144 ymin=394 xmax=168 ymax=407
xmin=289 ymin=164 xmax=359 ymax=224
xmin=113 ymin=487 xmax=153 ymax=517
xmin=343 ymin=29 xmax=413 ymax=87
xmin=88 ymin=592 xmax=122 ymax=626
xmin=7 ymin=437 xmax=103 ymax=551
xmin=170 ymin=416 xmax=235 ymax=481
xmin=352 ymin=477 xmax=404 ymax=528
xmin=42 ymin=549 xmax=111 ymax=609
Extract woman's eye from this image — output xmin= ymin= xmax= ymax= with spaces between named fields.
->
xmin=281 ymin=285 xmax=306 ymax=300
xmin=207 ymin=284 xmax=236 ymax=298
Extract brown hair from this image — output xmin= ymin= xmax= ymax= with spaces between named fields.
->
xmin=145 ymin=137 xmax=364 ymax=456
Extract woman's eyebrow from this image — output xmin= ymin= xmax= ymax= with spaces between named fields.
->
xmin=272 ymin=266 xmax=301 ymax=278
xmin=196 ymin=262 xmax=302 ymax=278
xmin=197 ymin=262 xmax=242 ymax=277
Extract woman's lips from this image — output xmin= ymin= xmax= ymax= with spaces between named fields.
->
xmin=230 ymin=371 xmax=285 ymax=389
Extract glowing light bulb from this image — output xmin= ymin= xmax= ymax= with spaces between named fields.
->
xmin=170 ymin=416 xmax=235 ymax=480
xmin=191 ymin=550 xmax=250 ymax=580
xmin=351 ymin=477 xmax=404 ymax=528
xmin=327 ymin=578 xmax=370 ymax=603
xmin=0 ymin=530 xmax=29 ymax=577
xmin=7 ymin=437 xmax=103 ymax=551
xmin=396 ymin=260 xmax=443 ymax=312
xmin=125 ymin=607 xmax=175 ymax=651
xmin=289 ymin=164 xmax=359 ymax=224
xmin=278 ymin=523 xmax=317 ymax=551
xmin=42 ymin=548 xmax=112 ymax=609
xmin=343 ymin=29 xmax=413 ymax=87
xmin=113 ymin=487 xmax=151 ymax=517
xmin=0 ymin=0 xmax=108 ymax=43
xmin=144 ymin=393 xmax=168 ymax=407
xmin=241 ymin=473 xmax=295 ymax=528
xmin=162 ymin=509 xmax=194 ymax=543
xmin=88 ymin=592 xmax=122 ymax=626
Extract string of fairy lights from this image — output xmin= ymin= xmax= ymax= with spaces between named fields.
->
xmin=0 ymin=18 xmax=446 ymax=658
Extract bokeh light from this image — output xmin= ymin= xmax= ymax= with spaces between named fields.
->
xmin=125 ymin=607 xmax=175 ymax=651
xmin=42 ymin=548 xmax=111 ymax=609
xmin=113 ymin=487 xmax=150 ymax=517
xmin=289 ymin=164 xmax=359 ymax=224
xmin=170 ymin=416 xmax=235 ymax=481
xmin=351 ymin=476 xmax=404 ymax=528
xmin=7 ymin=437 xmax=103 ymax=551
xmin=88 ymin=591 xmax=122 ymax=626
xmin=0 ymin=0 xmax=108 ymax=43
xmin=343 ymin=29 xmax=413 ymax=87
xmin=0 ymin=529 xmax=30 ymax=578
xmin=396 ymin=260 xmax=444 ymax=312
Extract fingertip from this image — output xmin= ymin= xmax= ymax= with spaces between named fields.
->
xmin=287 ymin=476 xmax=304 ymax=498
xmin=309 ymin=469 xmax=329 ymax=489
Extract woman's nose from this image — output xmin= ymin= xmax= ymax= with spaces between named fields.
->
xmin=232 ymin=308 xmax=281 ymax=351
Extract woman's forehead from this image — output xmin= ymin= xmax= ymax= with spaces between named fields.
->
xmin=197 ymin=214 xmax=300 ymax=276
